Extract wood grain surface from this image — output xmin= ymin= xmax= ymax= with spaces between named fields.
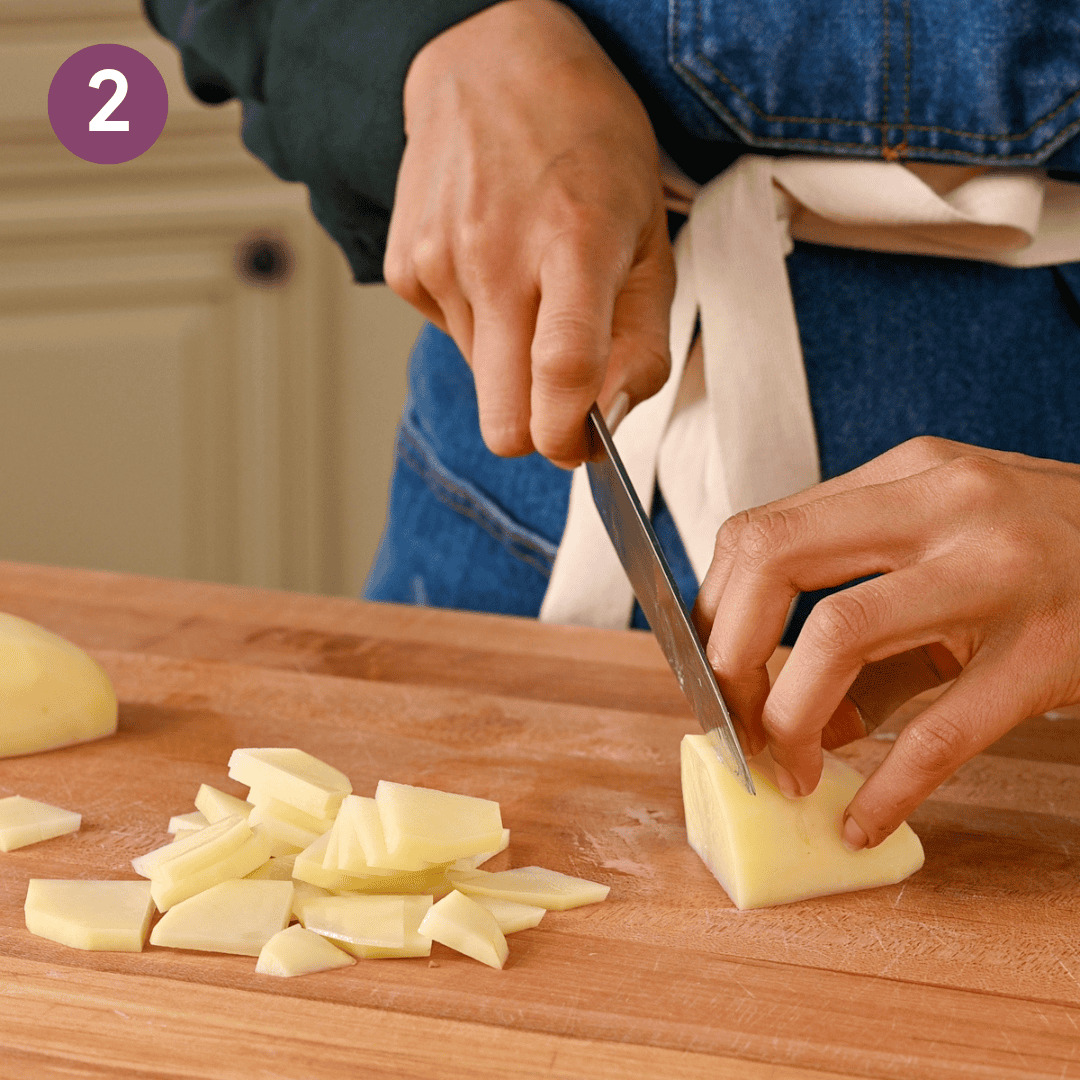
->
xmin=1 ymin=560 xmax=1078 ymax=1079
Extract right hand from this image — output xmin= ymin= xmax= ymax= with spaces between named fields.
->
xmin=385 ymin=0 xmax=675 ymax=468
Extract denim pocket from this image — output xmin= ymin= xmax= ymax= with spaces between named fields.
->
xmin=668 ymin=0 xmax=1080 ymax=164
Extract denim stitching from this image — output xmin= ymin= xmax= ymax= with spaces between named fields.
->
xmin=672 ymin=59 xmax=1080 ymax=163
xmin=881 ymin=0 xmax=891 ymax=149
xmin=902 ymin=0 xmax=912 ymax=134
xmin=395 ymin=418 xmax=558 ymax=577
xmin=671 ymin=0 xmax=1080 ymax=143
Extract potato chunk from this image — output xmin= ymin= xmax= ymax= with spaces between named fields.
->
xmin=256 ymin=924 xmax=355 ymax=977
xmin=194 ymin=784 xmax=252 ymax=825
xmin=228 ymin=748 xmax=351 ymax=819
xmin=167 ymin=811 xmax=209 ymax=837
xmin=681 ymin=734 xmax=924 ymax=910
xmin=344 ymin=795 xmax=429 ymax=872
xmin=418 ymin=889 xmax=508 ymax=969
xmin=133 ymin=814 xmax=251 ymax=887
xmin=0 ymin=795 xmax=81 ymax=852
xmin=376 ymin=781 xmax=503 ymax=864
xmin=471 ymin=895 xmax=546 ymax=934
xmin=300 ymin=894 xmax=433 ymax=959
xmin=150 ymin=879 xmax=293 ymax=955
xmin=0 ymin=613 xmax=117 ymax=758
xmin=449 ymin=866 xmax=609 ymax=910
xmin=25 ymin=879 xmax=154 ymax=951
xmin=150 ymin=831 xmax=272 ymax=912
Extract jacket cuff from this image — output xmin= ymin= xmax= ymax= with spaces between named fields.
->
xmin=143 ymin=0 xmax=502 ymax=282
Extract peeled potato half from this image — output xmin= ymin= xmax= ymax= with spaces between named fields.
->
xmin=0 ymin=613 xmax=117 ymax=758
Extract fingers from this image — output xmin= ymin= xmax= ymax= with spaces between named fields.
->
xmin=471 ymin=293 xmax=537 ymax=457
xmin=530 ymin=237 xmax=622 ymax=466
xmin=842 ymin=657 xmax=1023 ymax=849
xmin=698 ymin=469 xmax=953 ymax=749
xmin=693 ymin=434 xmax=978 ymax=632
xmin=598 ymin=209 xmax=675 ymax=427
xmin=762 ymin=556 xmax=975 ymax=794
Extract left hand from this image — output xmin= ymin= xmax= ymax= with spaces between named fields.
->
xmin=692 ymin=435 xmax=1080 ymax=850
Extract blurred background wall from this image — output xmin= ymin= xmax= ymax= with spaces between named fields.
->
xmin=0 ymin=0 xmax=425 ymax=598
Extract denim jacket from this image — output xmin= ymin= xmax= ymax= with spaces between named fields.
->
xmin=145 ymin=0 xmax=1080 ymax=282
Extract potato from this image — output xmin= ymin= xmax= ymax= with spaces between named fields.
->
xmin=25 ymin=879 xmax=154 ymax=952
xmin=256 ymin=924 xmax=355 ymax=977
xmin=149 ymin=879 xmax=294 ymax=955
xmin=375 ymin=781 xmax=503 ymax=864
xmin=150 ymin=832 xmax=272 ymax=912
xmin=0 ymin=795 xmax=81 ymax=852
xmin=470 ymin=895 xmax=546 ymax=934
xmin=418 ymin=889 xmax=508 ymax=969
xmin=227 ymin=748 xmax=351 ymax=819
xmin=0 ymin=613 xmax=117 ymax=758
xmin=194 ymin=784 xmax=252 ymax=825
xmin=299 ymin=894 xmax=434 ymax=959
xmin=681 ymin=734 xmax=924 ymax=910
xmin=26 ymin=743 xmax=608 ymax=974
xmin=449 ymin=866 xmax=610 ymax=911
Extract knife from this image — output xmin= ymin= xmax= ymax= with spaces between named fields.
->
xmin=586 ymin=404 xmax=755 ymax=794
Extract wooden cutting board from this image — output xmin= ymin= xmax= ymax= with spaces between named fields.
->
xmin=1 ymin=560 xmax=1078 ymax=1080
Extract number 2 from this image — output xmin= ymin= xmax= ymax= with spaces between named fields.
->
xmin=88 ymin=68 xmax=129 ymax=132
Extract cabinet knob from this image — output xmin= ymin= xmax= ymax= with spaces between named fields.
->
xmin=236 ymin=232 xmax=293 ymax=288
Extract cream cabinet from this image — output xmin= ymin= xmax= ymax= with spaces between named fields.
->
xmin=0 ymin=0 xmax=423 ymax=597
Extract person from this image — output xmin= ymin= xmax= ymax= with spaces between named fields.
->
xmin=144 ymin=0 xmax=1080 ymax=853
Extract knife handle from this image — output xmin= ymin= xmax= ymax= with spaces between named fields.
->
xmin=845 ymin=644 xmax=962 ymax=734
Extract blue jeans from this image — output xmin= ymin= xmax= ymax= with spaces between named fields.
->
xmin=365 ymin=247 xmax=1080 ymax=639
xmin=365 ymin=0 xmax=1080 ymax=636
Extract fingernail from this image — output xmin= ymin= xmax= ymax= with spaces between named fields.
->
xmin=842 ymin=816 xmax=868 ymax=852
xmin=604 ymin=390 xmax=630 ymax=434
xmin=773 ymin=763 xmax=801 ymax=800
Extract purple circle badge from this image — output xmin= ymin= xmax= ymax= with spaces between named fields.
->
xmin=48 ymin=44 xmax=168 ymax=164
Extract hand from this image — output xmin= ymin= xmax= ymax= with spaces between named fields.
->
xmin=385 ymin=0 xmax=674 ymax=467
xmin=692 ymin=436 xmax=1080 ymax=849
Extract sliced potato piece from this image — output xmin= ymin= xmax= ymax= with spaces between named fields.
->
xmin=194 ymin=784 xmax=252 ymax=825
xmin=256 ymin=924 xmax=355 ymax=977
xmin=132 ymin=814 xmax=250 ymax=886
xmin=0 ymin=612 xmax=117 ymax=758
xmin=0 ymin=795 xmax=81 ymax=852
xmin=291 ymin=880 xmax=332 ymax=923
xmin=451 ymin=828 xmax=511 ymax=872
xmin=151 ymin=830 xmax=272 ymax=912
xmin=299 ymin=894 xmax=409 ymax=956
xmin=228 ymin=748 xmax=351 ymax=819
xmin=376 ymin=781 xmax=502 ymax=864
xmin=418 ymin=889 xmax=508 ymax=969
xmin=248 ymin=803 xmax=322 ymax=853
xmin=25 ymin=879 xmax=154 ymax=951
xmin=449 ymin=866 xmax=609 ymax=910
xmin=245 ymin=854 xmax=297 ymax=881
xmin=681 ymin=735 xmax=924 ymax=910
xmin=150 ymin=879 xmax=293 ymax=956
xmin=246 ymin=790 xmax=334 ymax=834
xmin=347 ymin=795 xmax=429 ymax=872
xmin=168 ymin=811 xmax=209 ymax=837
xmin=470 ymin=895 xmax=546 ymax=934
xmin=293 ymin=832 xmax=390 ymax=891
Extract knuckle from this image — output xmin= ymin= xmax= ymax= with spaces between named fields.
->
xmin=532 ymin=326 xmax=604 ymax=393
xmin=805 ymin=590 xmax=876 ymax=654
xmin=896 ymin=711 xmax=971 ymax=781
xmin=714 ymin=510 xmax=755 ymax=563
xmin=410 ymin=233 xmax=454 ymax=292
xmin=940 ymin=453 xmax=1005 ymax=509
xmin=898 ymin=434 xmax=956 ymax=470
xmin=736 ymin=510 xmax=796 ymax=571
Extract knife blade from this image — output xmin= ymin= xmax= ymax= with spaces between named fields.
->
xmin=585 ymin=404 xmax=755 ymax=794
